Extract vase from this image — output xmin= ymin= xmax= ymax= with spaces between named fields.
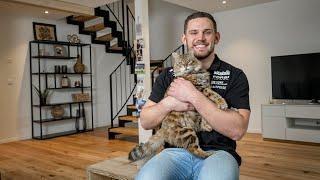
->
xmin=74 ymin=55 xmax=85 ymax=73
xmin=40 ymin=97 xmax=47 ymax=105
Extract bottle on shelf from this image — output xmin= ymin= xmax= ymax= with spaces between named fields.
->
xmin=61 ymin=75 xmax=71 ymax=88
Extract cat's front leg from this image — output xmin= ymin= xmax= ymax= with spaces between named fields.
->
xmin=200 ymin=117 xmax=213 ymax=132
xmin=202 ymin=87 xmax=228 ymax=110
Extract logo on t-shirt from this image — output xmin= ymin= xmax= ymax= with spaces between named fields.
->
xmin=211 ymin=70 xmax=230 ymax=90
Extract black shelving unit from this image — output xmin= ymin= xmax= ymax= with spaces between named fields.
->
xmin=29 ymin=40 xmax=94 ymax=140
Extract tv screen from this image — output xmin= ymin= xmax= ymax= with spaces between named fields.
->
xmin=271 ymin=52 xmax=320 ymax=100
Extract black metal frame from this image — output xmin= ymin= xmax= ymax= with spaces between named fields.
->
xmin=151 ymin=45 xmax=185 ymax=86
xmin=29 ymin=40 xmax=94 ymax=139
xmin=107 ymin=1 xmax=137 ymax=129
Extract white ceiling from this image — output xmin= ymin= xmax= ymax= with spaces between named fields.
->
xmin=58 ymin=0 xmax=117 ymax=8
xmin=0 ymin=0 xmax=280 ymax=21
xmin=0 ymin=0 xmax=72 ymax=20
xmin=163 ymin=0 xmax=278 ymax=13
xmin=0 ymin=0 xmax=120 ymax=20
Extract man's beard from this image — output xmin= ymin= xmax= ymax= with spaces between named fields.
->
xmin=188 ymin=42 xmax=215 ymax=60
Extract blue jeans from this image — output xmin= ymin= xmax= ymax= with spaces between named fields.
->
xmin=135 ymin=148 xmax=239 ymax=180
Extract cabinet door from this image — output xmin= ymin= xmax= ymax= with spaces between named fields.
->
xmin=262 ymin=117 xmax=286 ymax=139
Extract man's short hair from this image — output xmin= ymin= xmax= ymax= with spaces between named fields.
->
xmin=184 ymin=12 xmax=217 ymax=34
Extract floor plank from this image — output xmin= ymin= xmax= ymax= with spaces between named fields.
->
xmin=0 ymin=128 xmax=319 ymax=180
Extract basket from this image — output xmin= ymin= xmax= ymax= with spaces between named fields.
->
xmin=51 ymin=106 xmax=65 ymax=119
xmin=72 ymin=93 xmax=90 ymax=102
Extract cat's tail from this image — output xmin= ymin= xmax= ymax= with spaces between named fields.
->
xmin=128 ymin=130 xmax=165 ymax=162
xmin=128 ymin=143 xmax=146 ymax=161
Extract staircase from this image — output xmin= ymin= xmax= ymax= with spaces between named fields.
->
xmin=108 ymin=46 xmax=185 ymax=140
xmin=66 ymin=6 xmax=126 ymax=54
xmin=65 ymin=0 xmax=185 ymax=141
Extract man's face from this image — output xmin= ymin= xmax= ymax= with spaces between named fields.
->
xmin=182 ymin=17 xmax=220 ymax=60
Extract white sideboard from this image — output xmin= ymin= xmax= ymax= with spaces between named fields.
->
xmin=262 ymin=104 xmax=320 ymax=143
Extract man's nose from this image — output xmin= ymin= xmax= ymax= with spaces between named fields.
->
xmin=197 ymin=32 xmax=206 ymax=41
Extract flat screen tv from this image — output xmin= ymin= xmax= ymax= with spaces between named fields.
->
xmin=271 ymin=52 xmax=320 ymax=101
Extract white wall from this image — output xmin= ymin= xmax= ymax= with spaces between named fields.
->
xmin=149 ymin=0 xmax=195 ymax=60
xmin=214 ymin=0 xmax=320 ymax=133
xmin=0 ymin=11 xmax=124 ymax=143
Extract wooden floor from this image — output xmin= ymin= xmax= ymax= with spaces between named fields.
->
xmin=0 ymin=128 xmax=319 ymax=180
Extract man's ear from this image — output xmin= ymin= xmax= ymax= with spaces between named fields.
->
xmin=181 ymin=34 xmax=187 ymax=45
xmin=214 ymin=32 xmax=220 ymax=44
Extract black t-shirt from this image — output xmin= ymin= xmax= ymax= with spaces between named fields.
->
xmin=149 ymin=54 xmax=250 ymax=166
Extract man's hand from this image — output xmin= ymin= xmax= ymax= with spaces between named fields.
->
xmin=167 ymin=78 xmax=199 ymax=103
xmin=161 ymin=96 xmax=195 ymax=112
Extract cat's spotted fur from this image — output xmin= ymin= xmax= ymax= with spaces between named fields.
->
xmin=128 ymin=51 xmax=228 ymax=165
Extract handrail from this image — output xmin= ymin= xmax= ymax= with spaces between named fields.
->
xmin=127 ymin=5 xmax=135 ymax=21
xmin=151 ymin=45 xmax=185 ymax=86
xmin=126 ymin=5 xmax=135 ymax=48
xmin=107 ymin=0 xmax=136 ymax=128
xmin=109 ymin=47 xmax=136 ymax=127
xmin=110 ymin=47 xmax=132 ymax=75
xmin=106 ymin=1 xmax=124 ymax=30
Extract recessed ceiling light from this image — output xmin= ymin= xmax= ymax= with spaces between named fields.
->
xmin=44 ymin=10 xmax=49 ymax=14
xmin=222 ymin=0 xmax=227 ymax=4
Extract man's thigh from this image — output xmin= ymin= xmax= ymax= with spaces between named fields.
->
xmin=194 ymin=150 xmax=239 ymax=180
xmin=135 ymin=148 xmax=194 ymax=180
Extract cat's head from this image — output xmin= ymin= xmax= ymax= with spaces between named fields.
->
xmin=172 ymin=51 xmax=202 ymax=77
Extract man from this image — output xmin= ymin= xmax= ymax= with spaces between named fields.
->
xmin=136 ymin=12 xmax=250 ymax=180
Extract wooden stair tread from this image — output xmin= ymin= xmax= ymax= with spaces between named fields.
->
xmin=119 ymin=115 xmax=138 ymax=122
xmin=127 ymin=105 xmax=136 ymax=110
xmin=109 ymin=127 xmax=138 ymax=136
xmin=110 ymin=44 xmax=123 ymax=51
xmin=72 ymin=15 xmax=98 ymax=22
xmin=150 ymin=60 xmax=164 ymax=64
xmin=83 ymin=23 xmax=105 ymax=32
xmin=96 ymin=33 xmax=113 ymax=41
xmin=150 ymin=66 xmax=158 ymax=71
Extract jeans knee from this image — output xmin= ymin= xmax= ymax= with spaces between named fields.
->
xmin=198 ymin=150 xmax=239 ymax=180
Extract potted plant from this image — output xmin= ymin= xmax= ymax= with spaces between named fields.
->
xmin=33 ymin=85 xmax=51 ymax=105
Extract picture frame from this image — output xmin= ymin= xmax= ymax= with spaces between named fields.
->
xmin=33 ymin=22 xmax=57 ymax=41
xmin=53 ymin=45 xmax=66 ymax=56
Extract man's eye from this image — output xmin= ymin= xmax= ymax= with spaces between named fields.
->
xmin=204 ymin=31 xmax=213 ymax=35
xmin=190 ymin=31 xmax=197 ymax=35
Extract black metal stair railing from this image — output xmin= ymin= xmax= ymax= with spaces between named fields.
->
xmin=107 ymin=0 xmax=136 ymax=128
xmin=151 ymin=45 xmax=185 ymax=86
xmin=106 ymin=0 xmax=125 ymax=43
xmin=109 ymin=47 xmax=136 ymax=128
xmin=126 ymin=5 xmax=135 ymax=49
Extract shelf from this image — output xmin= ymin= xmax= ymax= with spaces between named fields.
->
xmin=32 ymin=56 xmax=77 ymax=59
xmin=30 ymin=39 xmax=93 ymax=140
xmin=30 ymin=40 xmax=90 ymax=46
xmin=33 ymin=101 xmax=91 ymax=107
xmin=32 ymin=72 xmax=91 ymax=75
xmin=33 ymin=116 xmax=80 ymax=123
xmin=287 ymin=124 xmax=320 ymax=130
xmin=47 ymin=86 xmax=91 ymax=90
xmin=33 ymin=129 xmax=93 ymax=140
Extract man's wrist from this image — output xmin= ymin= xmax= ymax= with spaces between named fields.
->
xmin=159 ymin=97 xmax=173 ymax=112
xmin=188 ymin=89 xmax=203 ymax=106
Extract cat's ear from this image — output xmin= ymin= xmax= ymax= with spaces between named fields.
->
xmin=172 ymin=52 xmax=179 ymax=60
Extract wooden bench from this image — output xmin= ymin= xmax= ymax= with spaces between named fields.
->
xmin=87 ymin=156 xmax=139 ymax=180
xmin=0 ymin=169 xmax=5 ymax=180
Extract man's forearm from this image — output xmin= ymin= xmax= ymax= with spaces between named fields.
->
xmin=139 ymin=100 xmax=171 ymax=130
xmin=189 ymin=90 xmax=249 ymax=140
